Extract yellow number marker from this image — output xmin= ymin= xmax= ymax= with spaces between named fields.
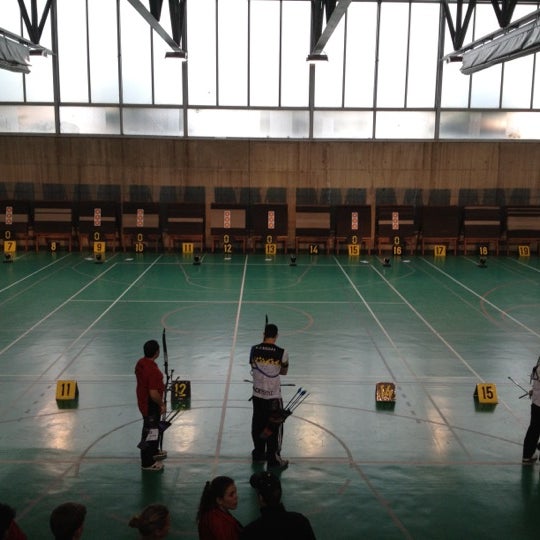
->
xmin=473 ymin=383 xmax=498 ymax=404
xmin=171 ymin=380 xmax=191 ymax=410
xmin=55 ymin=380 xmax=79 ymax=401
xmin=434 ymin=245 xmax=446 ymax=257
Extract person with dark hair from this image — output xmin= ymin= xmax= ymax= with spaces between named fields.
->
xmin=49 ymin=502 xmax=86 ymax=540
xmin=522 ymin=355 xmax=540 ymax=464
xmin=0 ymin=502 xmax=27 ymax=540
xmin=249 ymin=323 xmax=290 ymax=469
xmin=240 ymin=472 xmax=316 ymax=540
xmin=128 ymin=504 xmax=170 ymax=539
xmin=196 ymin=476 xmax=242 ymax=540
xmin=135 ymin=339 xmax=166 ymax=471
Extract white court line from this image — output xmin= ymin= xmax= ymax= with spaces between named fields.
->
xmin=334 ymin=260 xmax=410 ymax=381
xmin=212 ymin=255 xmax=248 ymax=474
xmin=0 ymin=256 xmax=163 ymax=366
xmin=0 ymin=254 xmax=70 ymax=293
xmin=512 ymin=257 xmax=540 ymax=274
xmin=368 ymin=262 xmax=486 ymax=381
xmin=334 ymin=257 xmax=484 ymax=381
xmin=0 ymin=262 xmax=118 ymax=358
xmin=335 ymin=258 xmax=476 ymax=458
xmin=0 ymin=257 xmax=164 ymax=418
xmin=73 ymin=299 xmax=402 ymax=304
xmin=422 ymin=258 xmax=540 ymax=340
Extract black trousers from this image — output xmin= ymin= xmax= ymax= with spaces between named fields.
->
xmin=523 ymin=402 xmax=540 ymax=458
xmin=139 ymin=414 xmax=160 ymax=467
xmin=251 ymin=396 xmax=283 ymax=463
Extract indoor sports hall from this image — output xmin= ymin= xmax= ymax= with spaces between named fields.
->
xmin=2 ymin=1 xmax=540 ymax=539
xmin=1 ymin=250 xmax=539 ymax=538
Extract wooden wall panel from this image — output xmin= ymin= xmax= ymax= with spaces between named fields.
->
xmin=250 ymin=141 xmax=302 ymax=174
xmin=0 ymin=136 xmax=539 ymax=204
xmin=430 ymin=142 xmax=500 ymax=188
xmin=497 ymin=142 xmax=540 ymax=184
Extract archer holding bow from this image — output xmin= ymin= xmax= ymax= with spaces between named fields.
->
xmin=249 ymin=322 xmax=290 ymax=470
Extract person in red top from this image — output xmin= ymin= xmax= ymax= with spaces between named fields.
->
xmin=0 ymin=502 xmax=27 ymax=540
xmin=196 ymin=476 xmax=242 ymax=540
xmin=135 ymin=339 xmax=166 ymax=471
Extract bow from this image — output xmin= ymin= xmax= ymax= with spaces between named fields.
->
xmin=162 ymin=328 xmax=170 ymax=416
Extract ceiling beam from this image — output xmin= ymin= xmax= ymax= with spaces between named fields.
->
xmin=126 ymin=0 xmax=185 ymax=52
xmin=443 ymin=0 xmax=523 ymax=54
xmin=441 ymin=0 xmax=477 ymax=51
xmin=490 ymin=0 xmax=519 ymax=28
xmin=149 ymin=0 xmax=165 ymax=21
xmin=309 ymin=0 xmax=352 ymax=55
xmin=168 ymin=0 xmax=186 ymax=48
xmin=16 ymin=0 xmax=53 ymax=45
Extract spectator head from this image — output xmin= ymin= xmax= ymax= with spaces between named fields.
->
xmin=196 ymin=476 xmax=237 ymax=522
xmin=49 ymin=502 xmax=86 ymax=540
xmin=249 ymin=471 xmax=282 ymax=507
xmin=128 ymin=504 xmax=170 ymax=539
xmin=143 ymin=340 xmax=160 ymax=358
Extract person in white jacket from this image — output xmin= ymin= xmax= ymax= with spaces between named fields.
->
xmin=522 ymin=355 xmax=540 ymax=464
xmin=249 ymin=323 xmax=289 ymax=470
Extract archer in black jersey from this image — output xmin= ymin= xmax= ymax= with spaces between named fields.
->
xmin=249 ymin=323 xmax=289 ymax=469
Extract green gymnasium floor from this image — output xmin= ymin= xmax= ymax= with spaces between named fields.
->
xmin=1 ymin=249 xmax=539 ymax=539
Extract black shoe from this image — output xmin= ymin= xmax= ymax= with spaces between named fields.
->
xmin=141 ymin=461 xmax=164 ymax=472
xmin=252 ymin=452 xmax=266 ymax=465
xmin=153 ymin=450 xmax=168 ymax=460
xmin=267 ymin=457 xmax=289 ymax=470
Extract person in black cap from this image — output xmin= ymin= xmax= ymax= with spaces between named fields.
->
xmin=240 ymin=472 xmax=316 ymax=540
xmin=49 ymin=502 xmax=87 ymax=540
xmin=249 ymin=323 xmax=289 ymax=469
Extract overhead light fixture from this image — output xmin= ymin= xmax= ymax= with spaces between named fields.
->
xmin=443 ymin=9 xmax=540 ymax=75
xmin=0 ymin=27 xmax=54 ymax=73
xmin=29 ymin=49 xmax=48 ymax=57
xmin=306 ymin=52 xmax=328 ymax=63
xmin=165 ymin=50 xmax=187 ymax=61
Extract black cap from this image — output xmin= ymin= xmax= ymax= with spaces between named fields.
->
xmin=264 ymin=324 xmax=278 ymax=338
xmin=249 ymin=471 xmax=281 ymax=496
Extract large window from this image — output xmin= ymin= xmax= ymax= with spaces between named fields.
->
xmin=0 ymin=0 xmax=539 ymax=139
